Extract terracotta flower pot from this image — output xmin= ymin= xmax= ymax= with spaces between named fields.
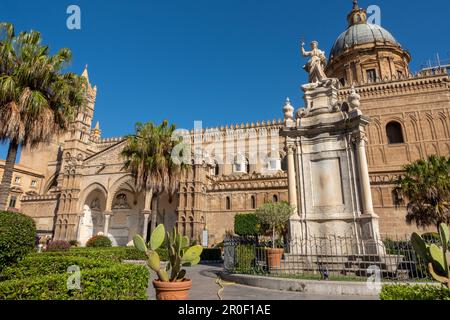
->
xmin=153 ymin=279 xmax=192 ymax=300
xmin=266 ymin=248 xmax=284 ymax=269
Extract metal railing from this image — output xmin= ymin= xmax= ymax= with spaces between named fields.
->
xmin=223 ymin=235 xmax=439 ymax=282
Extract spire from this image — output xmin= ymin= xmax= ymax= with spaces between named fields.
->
xmin=353 ymin=0 xmax=359 ymax=10
xmin=81 ymin=64 xmax=90 ymax=84
xmin=91 ymin=121 xmax=101 ymax=139
xmin=283 ymin=97 xmax=295 ymax=126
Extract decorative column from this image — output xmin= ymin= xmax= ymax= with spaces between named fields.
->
xmin=286 ymin=141 xmax=302 ymax=249
xmin=141 ymin=190 xmax=152 ymax=237
xmin=283 ymin=99 xmax=302 ymax=248
xmin=142 ymin=213 xmax=150 ymax=240
xmin=355 ymin=133 xmax=374 ymax=216
xmin=354 ymin=131 xmax=382 ymax=251
xmin=103 ymin=213 xmax=111 ymax=235
xmin=287 ymin=144 xmax=299 ymax=215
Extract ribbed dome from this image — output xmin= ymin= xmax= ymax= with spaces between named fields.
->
xmin=330 ymin=23 xmax=400 ymax=58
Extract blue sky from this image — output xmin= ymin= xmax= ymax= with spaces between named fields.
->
xmin=1 ymin=0 xmax=449 ymax=160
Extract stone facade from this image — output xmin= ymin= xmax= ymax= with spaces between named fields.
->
xmin=1 ymin=2 xmax=449 ymax=245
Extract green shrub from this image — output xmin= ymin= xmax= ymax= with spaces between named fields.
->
xmin=0 ymin=255 xmax=113 ymax=281
xmin=46 ymin=240 xmax=71 ymax=252
xmin=0 ymin=264 xmax=149 ymax=300
xmin=200 ymin=248 xmax=222 ymax=261
xmin=235 ymin=245 xmax=255 ymax=273
xmin=380 ymin=284 xmax=450 ymax=300
xmin=234 ymin=213 xmax=261 ymax=237
xmin=86 ymin=235 xmax=112 ymax=248
xmin=37 ymin=247 xmax=147 ymax=262
xmin=0 ymin=211 xmax=36 ymax=271
xmin=69 ymin=240 xmax=80 ymax=247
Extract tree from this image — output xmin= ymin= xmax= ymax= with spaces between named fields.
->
xmin=0 ymin=23 xmax=86 ymax=210
xmin=234 ymin=213 xmax=261 ymax=237
xmin=395 ymin=155 xmax=450 ymax=232
xmin=255 ymin=201 xmax=294 ymax=248
xmin=121 ymin=121 xmax=188 ymax=234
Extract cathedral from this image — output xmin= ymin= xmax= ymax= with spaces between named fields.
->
xmin=1 ymin=2 xmax=449 ymax=246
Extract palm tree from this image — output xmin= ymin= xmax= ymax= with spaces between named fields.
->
xmin=121 ymin=120 xmax=188 ymax=234
xmin=395 ymin=155 xmax=450 ymax=232
xmin=0 ymin=23 xmax=86 ymax=210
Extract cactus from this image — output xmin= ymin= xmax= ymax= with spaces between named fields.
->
xmin=411 ymin=223 xmax=450 ymax=289
xmin=133 ymin=224 xmax=203 ymax=282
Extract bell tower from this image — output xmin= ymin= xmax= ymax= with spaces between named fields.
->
xmin=53 ymin=66 xmax=98 ymax=241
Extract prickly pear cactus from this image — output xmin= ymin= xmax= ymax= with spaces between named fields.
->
xmin=411 ymin=223 xmax=450 ymax=289
xmin=133 ymin=224 xmax=203 ymax=282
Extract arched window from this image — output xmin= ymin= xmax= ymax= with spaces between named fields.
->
xmin=62 ymin=220 xmax=68 ymax=241
xmin=211 ymin=160 xmax=220 ymax=176
xmin=55 ymin=220 xmax=63 ymax=240
xmin=183 ymin=189 xmax=188 ymax=209
xmin=281 ymin=156 xmax=288 ymax=172
xmin=273 ymin=195 xmax=279 ymax=203
xmin=386 ymin=121 xmax=405 ymax=144
xmin=391 ymin=189 xmax=403 ymax=206
xmin=189 ymin=217 xmax=194 ymax=239
xmin=226 ymin=197 xmax=231 ymax=210
xmin=267 ymin=153 xmax=281 ymax=172
xmin=181 ymin=217 xmax=186 ymax=236
xmin=8 ymin=195 xmax=17 ymax=209
xmin=234 ymin=154 xmax=249 ymax=174
xmin=251 ymin=196 xmax=256 ymax=209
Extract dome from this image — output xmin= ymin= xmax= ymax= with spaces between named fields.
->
xmin=330 ymin=23 xmax=400 ymax=58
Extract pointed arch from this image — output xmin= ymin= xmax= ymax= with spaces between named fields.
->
xmin=78 ymin=182 xmax=108 ymax=212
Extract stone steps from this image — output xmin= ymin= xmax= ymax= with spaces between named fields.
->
xmin=268 ymin=253 xmax=405 ymax=276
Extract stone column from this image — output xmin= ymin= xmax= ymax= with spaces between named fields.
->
xmin=104 ymin=213 xmax=111 ymax=235
xmin=355 ymin=133 xmax=375 ymax=216
xmin=286 ymin=141 xmax=301 ymax=250
xmin=287 ymin=144 xmax=299 ymax=215
xmin=142 ymin=213 xmax=150 ymax=240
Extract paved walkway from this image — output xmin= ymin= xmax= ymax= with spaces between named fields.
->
xmin=147 ymin=264 xmax=378 ymax=300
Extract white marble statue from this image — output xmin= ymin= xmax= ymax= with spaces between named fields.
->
xmin=78 ymin=205 xmax=94 ymax=246
xmin=301 ymin=40 xmax=329 ymax=84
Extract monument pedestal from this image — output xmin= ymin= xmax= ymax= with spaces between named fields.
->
xmin=282 ymin=80 xmax=381 ymax=255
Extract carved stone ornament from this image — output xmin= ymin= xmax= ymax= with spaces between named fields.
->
xmin=113 ymin=193 xmax=131 ymax=209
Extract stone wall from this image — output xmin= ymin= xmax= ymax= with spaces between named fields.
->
xmin=20 ymin=195 xmax=58 ymax=234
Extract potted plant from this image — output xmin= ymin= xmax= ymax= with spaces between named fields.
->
xmin=133 ymin=224 xmax=203 ymax=300
xmin=255 ymin=202 xmax=294 ymax=268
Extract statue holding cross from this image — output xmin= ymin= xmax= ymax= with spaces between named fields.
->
xmin=301 ymin=39 xmax=329 ymax=85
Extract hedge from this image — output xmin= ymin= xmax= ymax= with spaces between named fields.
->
xmin=0 ymin=211 xmax=36 ymax=271
xmin=234 ymin=213 xmax=261 ymax=237
xmin=37 ymin=247 xmax=148 ymax=262
xmin=200 ymin=248 xmax=222 ymax=261
xmin=380 ymin=284 xmax=450 ymax=300
xmin=0 ymin=264 xmax=149 ymax=300
xmin=0 ymin=255 xmax=113 ymax=281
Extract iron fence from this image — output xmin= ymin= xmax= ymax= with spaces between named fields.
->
xmin=223 ymin=235 xmax=441 ymax=282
